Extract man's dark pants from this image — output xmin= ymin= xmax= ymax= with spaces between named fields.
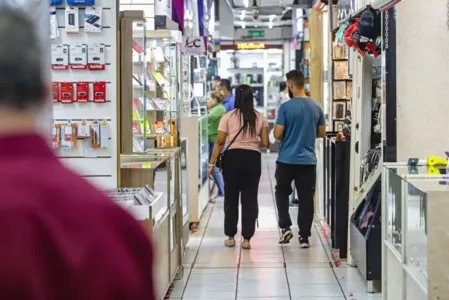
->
xmin=275 ymin=162 xmax=316 ymax=237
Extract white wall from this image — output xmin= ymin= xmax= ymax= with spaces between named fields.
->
xmin=396 ymin=0 xmax=449 ymax=161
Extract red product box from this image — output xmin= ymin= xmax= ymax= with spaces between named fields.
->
xmin=76 ymin=82 xmax=90 ymax=102
xmin=52 ymin=82 xmax=60 ymax=102
xmin=60 ymin=82 xmax=74 ymax=104
xmin=93 ymin=81 xmax=106 ymax=103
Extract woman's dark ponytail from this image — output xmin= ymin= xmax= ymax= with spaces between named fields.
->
xmin=234 ymin=84 xmax=256 ymax=136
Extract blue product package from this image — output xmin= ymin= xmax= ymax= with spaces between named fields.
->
xmin=50 ymin=0 xmax=62 ymax=4
xmin=67 ymin=0 xmax=95 ymax=4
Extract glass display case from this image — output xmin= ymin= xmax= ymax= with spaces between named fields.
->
xmin=120 ymin=12 xmax=182 ymax=154
xmin=198 ymin=115 xmax=209 ymax=188
xmin=382 ymin=163 xmax=449 ymax=300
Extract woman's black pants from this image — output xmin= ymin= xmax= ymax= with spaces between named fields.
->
xmin=222 ymin=149 xmax=261 ymax=240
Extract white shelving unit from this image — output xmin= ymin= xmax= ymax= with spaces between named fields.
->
xmin=51 ymin=0 xmax=118 ymax=190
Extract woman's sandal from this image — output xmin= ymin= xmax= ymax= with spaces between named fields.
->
xmin=224 ymin=237 xmax=236 ymax=247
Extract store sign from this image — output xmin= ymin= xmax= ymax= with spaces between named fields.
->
xmin=247 ymin=29 xmax=264 ymax=38
xmin=236 ymin=43 xmax=265 ymax=50
xmin=181 ymin=36 xmax=207 ymax=56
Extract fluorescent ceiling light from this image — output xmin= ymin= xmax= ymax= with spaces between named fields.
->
xmin=268 ymin=21 xmax=273 ymax=29
xmin=241 ymin=21 xmax=246 ymax=29
xmin=244 ymin=0 xmax=249 ymax=8
xmin=240 ymin=10 xmax=246 ymax=20
xmin=269 ymin=14 xmax=276 ymax=21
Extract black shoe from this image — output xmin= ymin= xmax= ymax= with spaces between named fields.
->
xmin=299 ymin=236 xmax=310 ymax=248
xmin=289 ymin=199 xmax=299 ymax=206
xmin=279 ymin=228 xmax=293 ymax=244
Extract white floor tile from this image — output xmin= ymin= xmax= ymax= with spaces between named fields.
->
xmin=174 ymin=156 xmax=378 ymax=300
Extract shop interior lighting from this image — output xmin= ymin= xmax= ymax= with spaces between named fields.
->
xmin=241 ymin=21 xmax=246 ymax=29
xmin=240 ymin=10 xmax=246 ymax=20
xmin=244 ymin=0 xmax=250 ymax=8
xmin=269 ymin=14 xmax=276 ymax=21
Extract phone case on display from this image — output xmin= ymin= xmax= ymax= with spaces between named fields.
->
xmin=67 ymin=0 xmax=95 ymax=4
xmin=76 ymin=82 xmax=89 ymax=102
xmin=93 ymin=82 xmax=106 ymax=103
xmin=60 ymin=82 xmax=74 ymax=104
xmin=52 ymin=82 xmax=60 ymax=102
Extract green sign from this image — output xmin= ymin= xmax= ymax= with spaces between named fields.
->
xmin=247 ymin=30 xmax=264 ymax=38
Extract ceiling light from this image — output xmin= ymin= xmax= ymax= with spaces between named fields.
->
xmin=269 ymin=14 xmax=276 ymax=21
xmin=240 ymin=10 xmax=246 ymax=20
xmin=241 ymin=22 xmax=246 ymax=29
xmin=244 ymin=0 xmax=249 ymax=8
xmin=268 ymin=21 xmax=273 ymax=29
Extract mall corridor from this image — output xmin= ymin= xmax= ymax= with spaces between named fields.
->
xmin=169 ymin=156 xmax=382 ymax=300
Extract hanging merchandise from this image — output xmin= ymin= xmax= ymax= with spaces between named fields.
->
xmin=67 ymin=0 xmax=95 ymax=4
xmin=88 ymin=44 xmax=106 ymax=70
xmin=335 ymin=21 xmax=349 ymax=44
xmin=60 ymin=122 xmax=78 ymax=149
xmin=85 ymin=6 xmax=103 ymax=33
xmin=344 ymin=18 xmax=379 ymax=57
xmin=51 ymin=45 xmax=69 ymax=70
xmin=52 ymin=82 xmax=60 ymax=102
xmin=65 ymin=6 xmax=80 ymax=34
xmin=93 ymin=81 xmax=106 ymax=103
xmin=69 ymin=44 xmax=88 ymax=70
xmin=49 ymin=7 xmax=60 ymax=39
xmin=358 ymin=8 xmax=382 ymax=53
xmin=78 ymin=120 xmax=90 ymax=138
xmin=76 ymin=82 xmax=89 ymax=102
xmin=52 ymin=123 xmax=61 ymax=149
xmin=60 ymin=82 xmax=74 ymax=104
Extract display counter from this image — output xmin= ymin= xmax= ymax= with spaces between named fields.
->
xmin=119 ymin=153 xmax=182 ymax=300
xmin=180 ymin=115 xmax=209 ymax=226
xmin=382 ymin=163 xmax=449 ymax=300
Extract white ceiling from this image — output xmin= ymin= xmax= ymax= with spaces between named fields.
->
xmin=231 ymin=0 xmax=295 ymax=28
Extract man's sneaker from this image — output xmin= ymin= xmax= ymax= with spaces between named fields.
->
xmin=279 ymin=228 xmax=293 ymax=244
xmin=299 ymin=237 xmax=310 ymax=248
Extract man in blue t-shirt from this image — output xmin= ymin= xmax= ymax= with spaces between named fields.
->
xmin=218 ymin=79 xmax=235 ymax=111
xmin=274 ymin=70 xmax=326 ymax=248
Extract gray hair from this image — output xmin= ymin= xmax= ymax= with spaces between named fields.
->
xmin=0 ymin=5 xmax=45 ymax=110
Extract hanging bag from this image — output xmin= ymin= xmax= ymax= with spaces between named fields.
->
xmin=215 ymin=124 xmax=245 ymax=171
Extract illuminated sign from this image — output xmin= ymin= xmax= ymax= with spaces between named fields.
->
xmin=236 ymin=43 xmax=265 ymax=50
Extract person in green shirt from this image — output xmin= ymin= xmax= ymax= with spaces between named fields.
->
xmin=208 ymin=91 xmax=226 ymax=200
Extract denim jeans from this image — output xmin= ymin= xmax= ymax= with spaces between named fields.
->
xmin=209 ymin=142 xmax=225 ymax=197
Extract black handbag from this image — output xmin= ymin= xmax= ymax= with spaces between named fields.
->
xmin=215 ymin=125 xmax=245 ymax=171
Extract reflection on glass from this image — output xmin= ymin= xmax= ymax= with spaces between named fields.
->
xmin=386 ymin=169 xmax=403 ymax=252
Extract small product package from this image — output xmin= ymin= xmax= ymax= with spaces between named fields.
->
xmin=60 ymin=82 xmax=74 ymax=104
xmin=69 ymin=44 xmax=88 ymax=70
xmin=51 ymin=45 xmax=69 ymax=70
xmin=65 ymin=6 xmax=79 ymax=33
xmin=52 ymin=82 xmax=60 ymax=102
xmin=88 ymin=44 xmax=106 ymax=70
xmin=85 ymin=6 xmax=102 ymax=33
xmin=93 ymin=81 xmax=106 ymax=103
xmin=76 ymin=82 xmax=89 ymax=102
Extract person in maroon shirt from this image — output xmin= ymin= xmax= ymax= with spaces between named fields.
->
xmin=0 ymin=7 xmax=155 ymax=300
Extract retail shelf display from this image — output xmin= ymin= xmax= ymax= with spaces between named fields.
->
xmin=331 ymin=42 xmax=351 ymax=130
xmin=50 ymin=0 xmax=118 ymax=190
xmin=382 ymin=163 xmax=449 ymax=300
xmin=120 ymin=151 xmax=183 ymax=300
xmin=120 ymin=12 xmax=181 ymax=154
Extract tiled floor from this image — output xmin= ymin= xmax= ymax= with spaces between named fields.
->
xmin=171 ymin=156 xmax=382 ymax=300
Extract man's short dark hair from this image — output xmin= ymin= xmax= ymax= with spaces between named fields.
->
xmin=0 ymin=7 xmax=45 ymax=110
xmin=213 ymin=75 xmax=221 ymax=81
xmin=286 ymin=70 xmax=305 ymax=89
xmin=219 ymin=79 xmax=231 ymax=91
xmin=279 ymin=81 xmax=287 ymax=92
